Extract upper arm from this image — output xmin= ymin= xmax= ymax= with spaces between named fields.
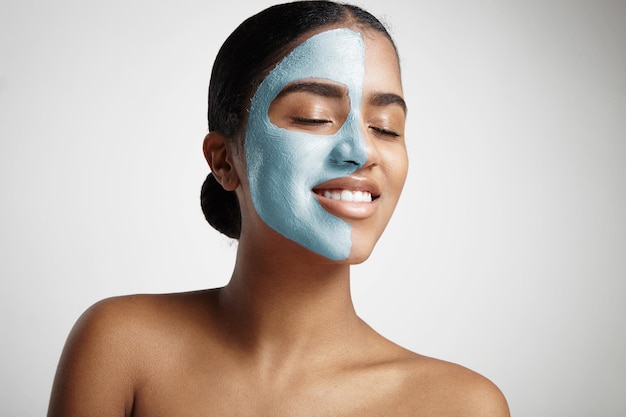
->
xmin=48 ymin=297 xmax=138 ymax=417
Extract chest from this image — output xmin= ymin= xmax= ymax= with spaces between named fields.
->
xmin=129 ymin=357 xmax=414 ymax=417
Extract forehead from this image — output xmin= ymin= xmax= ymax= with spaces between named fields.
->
xmin=255 ymin=28 xmax=366 ymax=104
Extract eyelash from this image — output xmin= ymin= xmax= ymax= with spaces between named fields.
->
xmin=291 ymin=118 xmax=400 ymax=138
xmin=292 ymin=117 xmax=331 ymax=125
xmin=370 ymin=126 xmax=400 ymax=138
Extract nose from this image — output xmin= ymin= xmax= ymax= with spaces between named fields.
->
xmin=329 ymin=114 xmax=368 ymax=168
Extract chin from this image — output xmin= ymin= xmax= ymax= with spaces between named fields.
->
xmin=344 ymin=243 xmax=377 ymax=265
xmin=347 ymin=254 xmax=372 ymax=265
xmin=312 ymin=243 xmax=373 ymax=265
xmin=342 ymin=229 xmax=384 ymax=265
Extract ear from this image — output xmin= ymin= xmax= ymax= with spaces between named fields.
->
xmin=202 ymin=132 xmax=240 ymax=191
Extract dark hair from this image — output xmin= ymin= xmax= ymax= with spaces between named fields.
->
xmin=201 ymin=0 xmax=397 ymax=239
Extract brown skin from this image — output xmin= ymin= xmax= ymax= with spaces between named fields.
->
xmin=48 ymin=26 xmax=509 ymax=417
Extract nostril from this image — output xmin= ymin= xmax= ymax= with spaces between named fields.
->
xmin=329 ymin=133 xmax=367 ymax=167
xmin=330 ymin=158 xmax=360 ymax=166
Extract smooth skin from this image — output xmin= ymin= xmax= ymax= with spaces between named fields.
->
xmin=48 ymin=25 xmax=510 ymax=417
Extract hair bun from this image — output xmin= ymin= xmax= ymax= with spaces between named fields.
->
xmin=200 ymin=173 xmax=241 ymax=239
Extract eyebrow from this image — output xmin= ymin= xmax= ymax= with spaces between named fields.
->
xmin=275 ymin=81 xmax=407 ymax=114
xmin=275 ymin=81 xmax=347 ymax=100
xmin=368 ymin=92 xmax=408 ymax=114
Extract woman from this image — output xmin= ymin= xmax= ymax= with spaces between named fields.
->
xmin=48 ymin=1 xmax=509 ymax=415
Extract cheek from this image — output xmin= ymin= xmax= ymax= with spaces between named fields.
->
xmin=262 ymin=136 xmax=329 ymax=186
xmin=382 ymin=146 xmax=409 ymax=189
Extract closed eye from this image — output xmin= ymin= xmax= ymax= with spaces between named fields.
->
xmin=292 ymin=117 xmax=332 ymax=125
xmin=370 ymin=125 xmax=400 ymax=138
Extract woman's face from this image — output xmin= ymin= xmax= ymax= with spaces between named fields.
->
xmin=242 ymin=27 xmax=407 ymax=263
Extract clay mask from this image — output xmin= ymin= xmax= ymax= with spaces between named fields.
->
xmin=245 ymin=28 xmax=367 ymax=260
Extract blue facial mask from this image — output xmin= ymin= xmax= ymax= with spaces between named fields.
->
xmin=245 ymin=28 xmax=367 ymax=260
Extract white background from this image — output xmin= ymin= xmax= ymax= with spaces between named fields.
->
xmin=1 ymin=0 xmax=625 ymax=416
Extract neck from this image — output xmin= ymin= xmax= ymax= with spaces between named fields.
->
xmin=216 ymin=234 xmax=364 ymax=362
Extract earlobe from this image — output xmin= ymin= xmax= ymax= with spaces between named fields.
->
xmin=202 ymin=132 xmax=240 ymax=191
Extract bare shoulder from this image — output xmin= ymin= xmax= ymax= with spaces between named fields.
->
xmin=393 ymin=350 xmax=510 ymax=417
xmin=48 ymin=291 xmax=215 ymax=417
xmin=62 ymin=291 xmax=208 ymax=347
xmin=79 ymin=290 xmax=214 ymax=330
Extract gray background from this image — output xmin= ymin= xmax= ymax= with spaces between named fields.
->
xmin=1 ymin=0 xmax=625 ymax=415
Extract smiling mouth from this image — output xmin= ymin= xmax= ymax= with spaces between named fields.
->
xmin=313 ymin=189 xmax=378 ymax=203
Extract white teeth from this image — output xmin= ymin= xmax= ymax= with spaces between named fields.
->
xmin=341 ymin=190 xmax=354 ymax=201
xmin=323 ymin=190 xmax=372 ymax=202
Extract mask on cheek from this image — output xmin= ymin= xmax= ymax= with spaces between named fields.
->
xmin=245 ymin=29 xmax=367 ymax=260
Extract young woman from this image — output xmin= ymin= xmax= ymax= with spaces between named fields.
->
xmin=48 ymin=1 xmax=509 ymax=416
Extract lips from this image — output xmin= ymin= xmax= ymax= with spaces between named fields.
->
xmin=312 ymin=176 xmax=381 ymax=219
xmin=313 ymin=175 xmax=380 ymax=199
